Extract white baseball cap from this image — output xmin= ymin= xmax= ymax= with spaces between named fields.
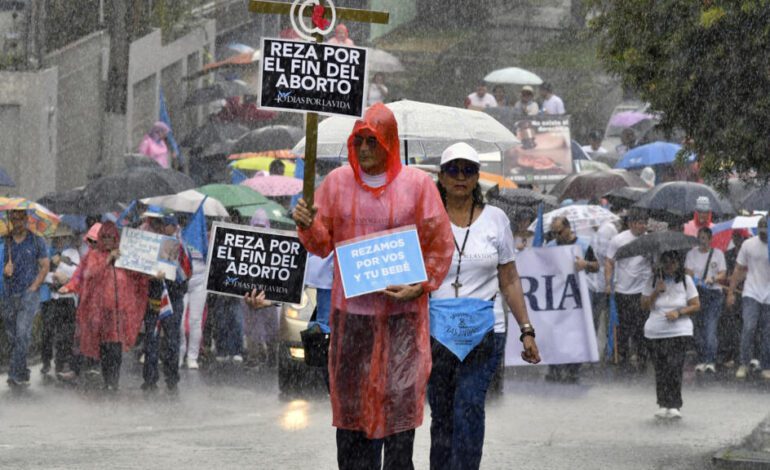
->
xmin=440 ymin=142 xmax=480 ymax=166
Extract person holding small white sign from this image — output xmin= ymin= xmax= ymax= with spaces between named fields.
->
xmin=293 ymin=103 xmax=454 ymax=469
xmin=428 ymin=142 xmax=540 ymax=470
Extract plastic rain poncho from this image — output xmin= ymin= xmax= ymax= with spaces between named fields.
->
xmin=298 ymin=103 xmax=454 ymax=439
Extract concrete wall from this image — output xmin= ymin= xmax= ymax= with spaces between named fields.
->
xmin=43 ymin=31 xmax=109 ymax=191
xmin=0 ymin=68 xmax=58 ymax=199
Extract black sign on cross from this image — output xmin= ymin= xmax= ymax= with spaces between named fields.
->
xmin=249 ymin=0 xmax=390 ymax=207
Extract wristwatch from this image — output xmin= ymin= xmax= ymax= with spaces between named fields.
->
xmin=519 ymin=323 xmax=535 ymax=342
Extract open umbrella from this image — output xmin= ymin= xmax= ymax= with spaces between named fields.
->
xmin=195 ymin=184 xmax=270 ymax=207
xmin=549 ymin=170 xmax=647 ymax=202
xmin=634 ymin=182 xmax=735 ymax=218
xmin=604 ymin=187 xmax=648 ymax=209
xmin=487 ymin=188 xmax=558 ymax=210
xmin=615 ymin=142 xmax=695 ymax=169
xmin=141 ymin=190 xmax=230 ymax=217
xmin=528 ymin=205 xmax=620 ymax=235
xmin=230 ymin=157 xmax=297 ymax=176
xmin=292 ymin=100 xmax=518 ymax=165
xmin=180 ymin=120 xmax=250 ymax=154
xmin=234 ymin=202 xmax=295 ymax=227
xmin=483 ymin=67 xmax=543 ymax=85
xmin=710 ymin=216 xmax=762 ymax=251
xmin=615 ymin=231 xmax=698 ymax=259
xmin=231 ymin=125 xmax=305 ymax=155
xmin=368 ymin=48 xmax=405 ymax=73
xmin=78 ymin=167 xmax=196 ymax=215
xmin=37 ymin=188 xmax=84 ymax=215
xmin=183 ymin=80 xmax=253 ymax=107
xmin=242 ymin=175 xmax=302 ymax=197
xmin=0 ymin=197 xmax=60 ymax=237
xmin=609 ymin=111 xmax=654 ymax=128
xmin=227 ymin=150 xmax=296 ymax=161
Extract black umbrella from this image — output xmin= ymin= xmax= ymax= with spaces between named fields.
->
xmin=487 ymin=187 xmax=559 ymax=210
xmin=77 ymin=167 xmax=195 ymax=215
xmin=739 ymin=186 xmax=770 ymax=213
xmin=633 ymin=182 xmax=735 ymax=218
xmin=615 ymin=231 xmax=698 ymax=260
xmin=180 ymin=120 xmax=250 ymax=154
xmin=550 ymin=170 xmax=647 ymax=202
xmin=183 ymin=81 xmax=252 ymax=107
xmin=37 ymin=188 xmax=84 ymax=214
xmin=230 ymin=125 xmax=305 ymax=155
xmin=604 ymin=187 xmax=648 ymax=209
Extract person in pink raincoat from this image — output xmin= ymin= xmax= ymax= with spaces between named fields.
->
xmin=293 ymin=103 xmax=454 ymax=469
xmin=327 ymin=23 xmax=355 ymax=46
xmin=138 ymin=121 xmax=174 ymax=169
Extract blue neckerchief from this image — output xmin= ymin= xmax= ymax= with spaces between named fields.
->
xmin=429 ymin=298 xmax=495 ymax=361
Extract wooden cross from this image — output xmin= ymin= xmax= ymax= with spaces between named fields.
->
xmin=249 ymin=0 xmax=390 ymax=207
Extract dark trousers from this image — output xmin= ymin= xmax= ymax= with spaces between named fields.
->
xmin=428 ymin=332 xmax=499 ymax=470
xmin=142 ymin=298 xmax=183 ymax=387
xmin=615 ymin=293 xmax=648 ymax=370
xmin=99 ymin=342 xmax=122 ymax=388
xmin=210 ymin=296 xmax=243 ymax=357
xmin=336 ymin=428 xmax=415 ymax=470
xmin=40 ymin=298 xmax=76 ymax=372
xmin=650 ymin=337 xmax=688 ymax=409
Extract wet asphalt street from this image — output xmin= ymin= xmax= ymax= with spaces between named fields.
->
xmin=0 ymin=360 xmax=768 ymax=470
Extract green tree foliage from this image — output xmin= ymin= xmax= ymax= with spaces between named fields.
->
xmin=588 ymin=0 xmax=770 ymax=187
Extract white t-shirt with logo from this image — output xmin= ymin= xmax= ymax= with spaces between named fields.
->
xmin=736 ymin=237 xmax=770 ymax=304
xmin=432 ymin=205 xmax=515 ymax=333
xmin=467 ymin=92 xmax=498 ymax=109
xmin=685 ymin=247 xmax=726 ymax=290
xmin=642 ymin=275 xmax=698 ymax=339
xmin=606 ymin=230 xmax=651 ymax=295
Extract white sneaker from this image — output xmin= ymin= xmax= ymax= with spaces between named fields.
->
xmin=232 ymin=355 xmax=243 ymax=364
xmin=667 ymin=408 xmax=682 ymax=420
xmin=704 ymin=363 xmax=716 ymax=374
xmin=694 ymin=363 xmax=706 ymax=373
xmin=750 ymin=359 xmax=761 ymax=371
xmin=736 ymin=365 xmax=748 ymax=379
xmin=187 ymin=359 xmax=199 ymax=370
xmin=654 ymin=407 xmax=669 ymax=419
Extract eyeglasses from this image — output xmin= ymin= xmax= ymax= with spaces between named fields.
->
xmin=352 ymin=135 xmax=378 ymax=148
xmin=441 ymin=163 xmax=479 ymax=178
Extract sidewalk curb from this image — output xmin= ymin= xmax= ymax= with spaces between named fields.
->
xmin=713 ymin=416 xmax=770 ymax=469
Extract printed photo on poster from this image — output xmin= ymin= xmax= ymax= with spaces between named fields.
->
xmin=502 ymin=116 xmax=573 ymax=183
xmin=258 ymin=37 xmax=368 ymax=118
xmin=114 ymin=227 xmax=179 ymax=281
xmin=205 ymin=222 xmax=308 ymax=304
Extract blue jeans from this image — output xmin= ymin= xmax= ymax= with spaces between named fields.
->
xmin=143 ymin=295 xmax=183 ymax=387
xmin=213 ymin=298 xmax=243 ymax=357
xmin=740 ymin=297 xmax=770 ymax=368
xmin=428 ymin=331 xmax=500 ymax=470
xmin=1 ymin=290 xmax=40 ymax=382
xmin=694 ymin=288 xmax=723 ymax=364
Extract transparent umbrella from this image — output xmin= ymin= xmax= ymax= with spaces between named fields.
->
xmin=483 ymin=67 xmax=543 ymax=85
xmin=292 ymin=100 xmax=519 ymax=168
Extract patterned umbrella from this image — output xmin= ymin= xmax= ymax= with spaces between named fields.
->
xmin=528 ymin=204 xmax=620 ymax=235
xmin=241 ymin=175 xmax=302 ymax=197
xmin=0 ymin=197 xmax=61 ymax=237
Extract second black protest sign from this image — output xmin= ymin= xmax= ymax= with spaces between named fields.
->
xmin=205 ymin=222 xmax=308 ymax=304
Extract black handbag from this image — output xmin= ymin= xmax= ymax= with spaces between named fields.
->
xmin=299 ymin=307 xmax=330 ymax=367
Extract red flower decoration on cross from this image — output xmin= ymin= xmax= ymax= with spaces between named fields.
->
xmin=312 ymin=5 xmax=330 ymax=29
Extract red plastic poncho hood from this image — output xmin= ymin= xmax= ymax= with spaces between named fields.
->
xmin=347 ymin=103 xmax=402 ymax=197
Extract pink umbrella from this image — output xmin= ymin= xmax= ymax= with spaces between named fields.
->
xmin=609 ymin=111 xmax=654 ymax=128
xmin=242 ymin=175 xmax=302 ymax=197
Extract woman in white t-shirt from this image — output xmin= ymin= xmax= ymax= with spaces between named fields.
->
xmin=428 ymin=142 xmax=540 ymax=470
xmin=641 ymin=250 xmax=700 ymax=421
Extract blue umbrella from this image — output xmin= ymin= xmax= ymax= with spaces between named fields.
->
xmin=0 ymin=167 xmax=14 ymax=187
xmin=615 ymin=141 xmax=694 ymax=169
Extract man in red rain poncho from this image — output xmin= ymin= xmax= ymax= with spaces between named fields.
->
xmin=293 ymin=103 xmax=454 ymax=469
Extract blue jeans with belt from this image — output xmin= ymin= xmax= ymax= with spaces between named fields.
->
xmin=1 ymin=290 xmax=40 ymax=382
xmin=428 ymin=331 xmax=500 ymax=470
xmin=694 ymin=287 xmax=723 ymax=364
